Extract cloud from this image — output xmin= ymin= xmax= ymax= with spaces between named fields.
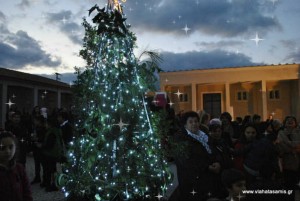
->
xmin=280 ymin=39 xmax=298 ymax=50
xmin=0 ymin=29 xmax=61 ymax=69
xmin=16 ymin=0 xmax=31 ymax=9
xmin=160 ymin=50 xmax=262 ymax=72
xmin=0 ymin=11 xmax=6 ymax=22
xmin=44 ymin=0 xmax=58 ymax=6
xmin=285 ymin=52 xmax=300 ymax=63
xmin=280 ymin=39 xmax=300 ymax=63
xmin=123 ymin=0 xmax=281 ymax=37
xmin=45 ymin=10 xmax=83 ymax=44
xmin=194 ymin=40 xmax=244 ymax=51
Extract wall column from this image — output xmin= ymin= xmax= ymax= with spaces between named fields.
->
xmin=298 ymin=76 xmax=300 ymax=121
xmin=160 ymin=83 xmax=166 ymax=92
xmin=261 ymin=80 xmax=268 ymax=120
xmin=225 ymin=82 xmax=234 ymax=116
xmin=57 ymin=90 xmax=61 ymax=109
xmin=1 ymin=83 xmax=7 ymax=128
xmin=191 ymin=83 xmax=197 ymax=111
xmin=33 ymin=87 xmax=38 ymax=107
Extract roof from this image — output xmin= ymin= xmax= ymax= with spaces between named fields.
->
xmin=160 ymin=63 xmax=300 ymax=73
xmin=0 ymin=67 xmax=71 ymax=90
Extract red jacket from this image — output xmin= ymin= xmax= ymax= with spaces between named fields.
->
xmin=0 ymin=163 xmax=32 ymax=201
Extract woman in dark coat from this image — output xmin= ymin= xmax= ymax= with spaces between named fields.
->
xmin=173 ymin=111 xmax=220 ymax=201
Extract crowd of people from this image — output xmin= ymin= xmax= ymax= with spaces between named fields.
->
xmin=0 ymin=106 xmax=74 ymax=201
xmin=1 ymin=104 xmax=300 ymax=201
xmin=166 ymin=110 xmax=300 ymax=201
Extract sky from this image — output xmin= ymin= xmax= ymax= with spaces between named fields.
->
xmin=0 ymin=0 xmax=300 ymax=84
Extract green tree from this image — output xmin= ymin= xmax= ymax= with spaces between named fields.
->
xmin=59 ymin=3 xmax=172 ymax=201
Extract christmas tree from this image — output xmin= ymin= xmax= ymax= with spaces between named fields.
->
xmin=58 ymin=1 xmax=172 ymax=200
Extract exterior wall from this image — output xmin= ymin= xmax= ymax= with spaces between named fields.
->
xmin=266 ymin=81 xmax=292 ymax=121
xmin=38 ymin=89 xmax=58 ymax=114
xmin=0 ymin=68 xmax=72 ymax=128
xmin=160 ymin=64 xmax=300 ymax=121
xmin=7 ymin=85 xmax=34 ymax=114
xmin=0 ymin=84 xmax=3 ymax=129
xmin=231 ymin=82 xmax=252 ymax=118
xmin=197 ymin=84 xmax=225 ymax=113
xmin=164 ymin=85 xmax=192 ymax=112
xmin=61 ymin=93 xmax=73 ymax=110
xmin=291 ymin=80 xmax=299 ymax=118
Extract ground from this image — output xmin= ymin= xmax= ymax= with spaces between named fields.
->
xmin=26 ymin=154 xmax=65 ymax=201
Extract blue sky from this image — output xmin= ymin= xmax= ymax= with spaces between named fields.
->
xmin=0 ymin=0 xmax=299 ymax=84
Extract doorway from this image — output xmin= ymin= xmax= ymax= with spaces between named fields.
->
xmin=203 ymin=93 xmax=221 ymax=118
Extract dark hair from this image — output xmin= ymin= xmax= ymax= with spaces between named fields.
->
xmin=220 ymin=112 xmax=232 ymax=121
xmin=32 ymin=106 xmax=41 ymax=115
xmin=181 ymin=111 xmax=199 ymax=125
xmin=283 ymin=116 xmax=298 ymax=128
xmin=242 ymin=115 xmax=252 ymax=126
xmin=221 ymin=168 xmax=245 ymax=189
xmin=252 ymin=114 xmax=261 ymax=122
xmin=236 ymin=117 xmax=243 ymax=123
xmin=12 ymin=111 xmax=22 ymax=117
xmin=239 ymin=123 xmax=259 ymax=143
xmin=0 ymin=131 xmax=18 ymax=164
xmin=200 ymin=113 xmax=210 ymax=124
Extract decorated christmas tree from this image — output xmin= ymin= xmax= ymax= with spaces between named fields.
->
xmin=58 ymin=1 xmax=172 ymax=200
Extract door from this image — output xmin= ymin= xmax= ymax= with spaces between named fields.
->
xmin=203 ymin=93 xmax=221 ymax=118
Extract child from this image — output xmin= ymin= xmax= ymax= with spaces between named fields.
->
xmin=221 ymin=168 xmax=246 ymax=201
xmin=0 ymin=130 xmax=33 ymax=201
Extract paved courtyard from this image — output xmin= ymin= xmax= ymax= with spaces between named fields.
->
xmin=26 ymin=154 xmax=65 ymax=201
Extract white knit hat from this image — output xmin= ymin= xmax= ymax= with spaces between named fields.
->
xmin=209 ymin=118 xmax=222 ymax=126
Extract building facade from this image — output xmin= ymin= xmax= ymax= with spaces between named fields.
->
xmin=159 ymin=64 xmax=300 ymax=121
xmin=0 ymin=68 xmax=72 ymax=128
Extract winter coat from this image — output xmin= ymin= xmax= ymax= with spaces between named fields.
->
xmin=60 ymin=121 xmax=73 ymax=148
xmin=173 ymin=128 xmax=217 ymax=201
xmin=0 ymin=163 xmax=32 ymax=201
xmin=243 ymin=137 xmax=279 ymax=174
xmin=42 ymin=127 xmax=64 ymax=161
xmin=277 ymin=128 xmax=300 ymax=171
xmin=233 ymin=141 xmax=246 ymax=171
xmin=210 ymin=139 xmax=233 ymax=171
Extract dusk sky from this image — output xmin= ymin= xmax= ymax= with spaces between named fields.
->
xmin=0 ymin=0 xmax=299 ymax=84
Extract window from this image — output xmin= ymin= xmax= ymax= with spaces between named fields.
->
xmin=179 ymin=93 xmax=188 ymax=102
xmin=237 ymin=91 xmax=248 ymax=101
xmin=269 ymin=90 xmax=280 ymax=100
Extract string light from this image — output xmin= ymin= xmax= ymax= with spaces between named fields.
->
xmin=58 ymin=2 xmax=171 ymax=200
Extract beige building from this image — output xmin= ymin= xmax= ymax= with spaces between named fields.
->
xmin=0 ymin=68 xmax=72 ymax=128
xmin=159 ymin=64 xmax=300 ymax=121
